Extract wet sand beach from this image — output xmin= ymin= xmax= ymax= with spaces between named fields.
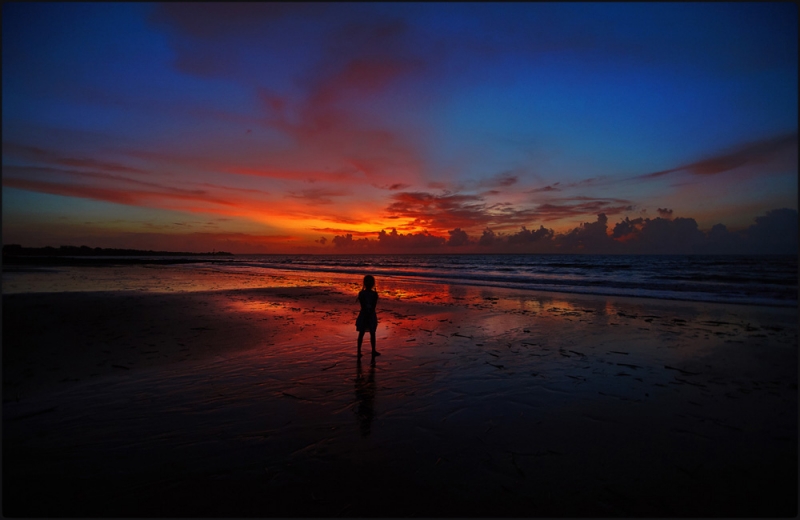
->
xmin=3 ymin=265 xmax=797 ymax=517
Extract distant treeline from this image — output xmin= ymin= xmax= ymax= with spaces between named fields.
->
xmin=3 ymin=244 xmax=233 ymax=257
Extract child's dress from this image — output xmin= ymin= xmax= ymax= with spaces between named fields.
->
xmin=356 ymin=290 xmax=379 ymax=332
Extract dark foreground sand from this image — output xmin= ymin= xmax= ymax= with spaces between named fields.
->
xmin=3 ymin=265 xmax=797 ymax=517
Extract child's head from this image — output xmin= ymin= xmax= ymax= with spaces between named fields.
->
xmin=363 ymin=275 xmax=376 ymax=291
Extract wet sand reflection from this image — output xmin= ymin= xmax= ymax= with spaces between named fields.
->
xmin=3 ymin=271 xmax=797 ymax=517
xmin=354 ymin=357 xmax=376 ymax=437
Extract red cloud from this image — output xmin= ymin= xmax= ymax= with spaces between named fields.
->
xmin=126 ymin=8 xmax=432 ymax=192
xmin=382 ymin=190 xmax=635 ymax=235
xmin=312 ymin=58 xmax=423 ymax=105
xmin=385 ymin=191 xmax=490 ymax=230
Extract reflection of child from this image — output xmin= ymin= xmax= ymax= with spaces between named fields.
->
xmin=356 ymin=275 xmax=380 ymax=357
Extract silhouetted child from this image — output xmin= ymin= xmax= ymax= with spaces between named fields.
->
xmin=356 ymin=275 xmax=380 ymax=357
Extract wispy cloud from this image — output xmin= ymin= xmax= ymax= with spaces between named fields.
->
xmin=476 ymin=171 xmax=518 ymax=189
xmin=2 ymin=177 xmax=237 ymax=210
xmin=527 ymin=184 xmax=561 ymax=193
xmin=638 ymin=132 xmax=797 ymax=179
xmin=3 ymin=142 xmax=149 ymax=175
xmin=285 ymin=188 xmax=349 ymax=205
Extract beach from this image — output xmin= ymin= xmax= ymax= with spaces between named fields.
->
xmin=3 ymin=264 xmax=797 ymax=517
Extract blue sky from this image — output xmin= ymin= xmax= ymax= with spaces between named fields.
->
xmin=2 ymin=2 xmax=797 ymax=253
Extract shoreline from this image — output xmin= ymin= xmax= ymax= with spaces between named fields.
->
xmin=3 ymin=266 xmax=797 ymax=516
xmin=4 ymin=261 xmax=797 ymax=309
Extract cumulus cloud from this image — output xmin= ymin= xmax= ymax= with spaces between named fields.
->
xmin=323 ymin=207 xmax=797 ymax=254
xmin=555 ymin=214 xmax=616 ymax=253
xmin=657 ymin=208 xmax=673 ymax=218
xmin=611 ymin=216 xmax=643 ymax=239
xmin=478 ymin=228 xmax=497 ymax=247
xmin=447 ymin=227 xmax=470 ymax=247
xmin=704 ymin=223 xmax=741 ymax=254
xmin=612 ymin=216 xmax=711 ymax=253
xmin=742 ymin=207 xmax=798 ymax=254
xmin=331 ymin=233 xmax=372 ymax=248
xmin=507 ymin=225 xmax=554 ymax=244
xmin=331 ymin=227 xmax=449 ymax=251
xmin=377 ymin=228 xmax=446 ymax=249
xmin=635 ymin=217 xmax=706 ymax=253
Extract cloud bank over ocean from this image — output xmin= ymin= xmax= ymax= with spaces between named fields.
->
xmin=326 ymin=208 xmax=798 ymax=255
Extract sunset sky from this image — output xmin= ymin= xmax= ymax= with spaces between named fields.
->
xmin=2 ymin=3 xmax=797 ymax=254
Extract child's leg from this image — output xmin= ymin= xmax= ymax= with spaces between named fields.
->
xmin=369 ymin=330 xmax=379 ymax=355
xmin=357 ymin=331 xmax=365 ymax=356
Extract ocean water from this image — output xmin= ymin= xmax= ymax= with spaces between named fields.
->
xmin=197 ymin=254 xmax=798 ymax=308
